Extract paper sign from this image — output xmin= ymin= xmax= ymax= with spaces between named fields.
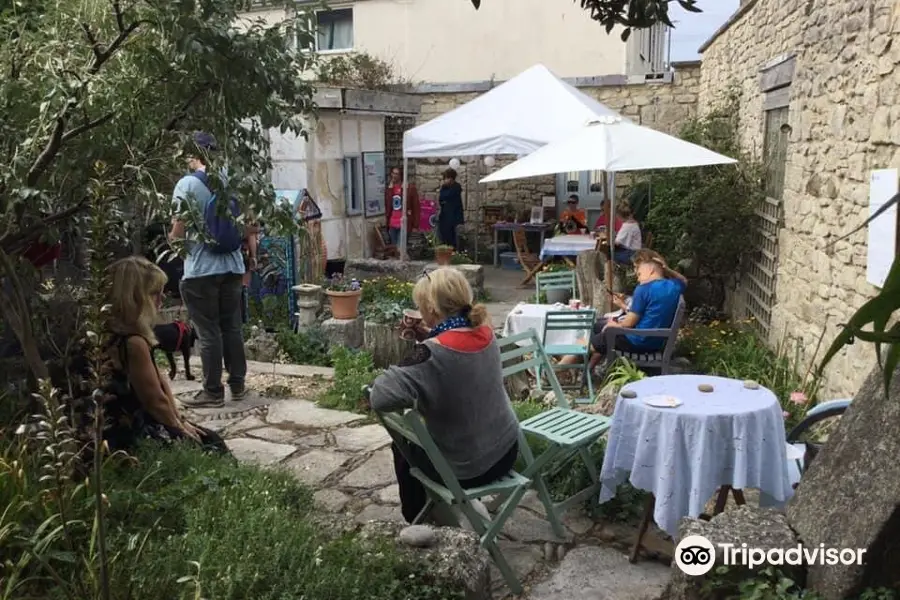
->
xmin=866 ymin=168 xmax=899 ymax=288
xmin=542 ymin=196 xmax=556 ymax=208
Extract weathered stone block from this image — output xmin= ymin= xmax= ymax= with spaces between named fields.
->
xmin=664 ymin=506 xmax=800 ymax=600
xmin=787 ymin=364 xmax=900 ymax=598
xmin=364 ymin=321 xmax=414 ymax=368
xmin=345 ymin=258 xmax=427 ymax=282
xmin=424 ymin=262 xmax=484 ymax=296
xmin=322 ymin=315 xmax=364 ymax=349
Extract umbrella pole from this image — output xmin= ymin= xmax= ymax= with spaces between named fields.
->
xmin=605 ymin=172 xmax=615 ymax=312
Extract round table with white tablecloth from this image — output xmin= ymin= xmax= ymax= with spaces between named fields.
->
xmin=502 ymin=303 xmax=592 ymax=347
xmin=599 ymin=374 xmax=792 ymax=539
xmin=539 ymin=234 xmax=597 ymax=260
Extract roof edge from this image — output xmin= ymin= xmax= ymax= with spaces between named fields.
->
xmin=698 ymin=0 xmax=759 ymax=54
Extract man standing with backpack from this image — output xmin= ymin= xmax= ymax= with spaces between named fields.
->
xmin=169 ymin=132 xmax=251 ymax=408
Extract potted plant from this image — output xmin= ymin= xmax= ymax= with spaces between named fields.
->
xmin=324 ymin=273 xmax=363 ymax=319
xmin=435 ymin=244 xmax=455 ymax=266
xmin=541 ymin=263 xmax=575 ymax=304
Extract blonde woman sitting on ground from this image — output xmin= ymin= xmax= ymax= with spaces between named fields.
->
xmin=100 ymin=256 xmax=228 ymax=453
xmin=368 ymin=267 xmax=519 ymax=526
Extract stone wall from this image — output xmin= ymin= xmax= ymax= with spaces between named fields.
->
xmin=697 ymin=0 xmax=900 ymax=398
xmin=407 ymin=64 xmax=702 ymax=237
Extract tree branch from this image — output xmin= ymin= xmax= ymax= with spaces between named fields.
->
xmin=162 ymin=85 xmax=212 ymax=132
xmin=61 ymin=112 xmax=116 ymax=143
xmin=25 ymin=16 xmax=141 ymax=187
xmin=0 ymin=199 xmax=91 ymax=256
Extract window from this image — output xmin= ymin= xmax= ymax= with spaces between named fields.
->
xmin=344 ymin=156 xmax=362 ymax=216
xmin=316 ymin=8 xmax=353 ymax=52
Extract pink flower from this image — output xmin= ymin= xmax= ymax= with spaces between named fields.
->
xmin=783 ymin=411 xmax=790 ymax=419
xmin=790 ymin=391 xmax=808 ymax=405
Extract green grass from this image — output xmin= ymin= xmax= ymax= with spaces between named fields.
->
xmin=2 ymin=439 xmax=466 ymax=600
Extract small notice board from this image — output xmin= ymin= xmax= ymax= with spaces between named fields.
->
xmin=866 ymin=168 xmax=899 ymax=288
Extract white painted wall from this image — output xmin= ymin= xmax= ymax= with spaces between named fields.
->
xmin=241 ymin=1 xmax=639 ymax=83
xmin=353 ymin=0 xmax=628 ymax=82
xmin=269 ymin=112 xmax=385 ymax=261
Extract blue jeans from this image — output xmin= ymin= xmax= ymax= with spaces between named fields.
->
xmin=614 ymin=248 xmax=636 ymax=264
xmin=389 ymin=227 xmax=401 ymax=245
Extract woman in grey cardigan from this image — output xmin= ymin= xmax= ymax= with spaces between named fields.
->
xmin=369 ymin=267 xmax=520 ymax=524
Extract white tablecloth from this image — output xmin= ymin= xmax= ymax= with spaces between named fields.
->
xmin=539 ymin=235 xmax=596 ymax=260
xmin=599 ymin=374 xmax=792 ymax=538
xmin=502 ymin=303 xmax=592 ymax=347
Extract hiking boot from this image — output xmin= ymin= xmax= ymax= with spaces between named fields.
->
xmin=229 ymin=386 xmax=249 ymax=402
xmin=182 ymin=390 xmax=225 ymax=408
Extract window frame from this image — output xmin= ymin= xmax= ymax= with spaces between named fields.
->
xmin=344 ymin=155 xmax=364 ymax=217
xmin=313 ymin=6 xmax=354 ymax=54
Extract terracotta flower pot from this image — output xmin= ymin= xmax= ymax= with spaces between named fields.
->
xmin=435 ymin=247 xmax=454 ymax=266
xmin=326 ymin=289 xmax=362 ymax=319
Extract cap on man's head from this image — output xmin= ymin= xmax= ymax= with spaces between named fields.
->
xmin=192 ymin=131 xmax=218 ymax=151
xmin=567 ymin=194 xmax=579 ymax=204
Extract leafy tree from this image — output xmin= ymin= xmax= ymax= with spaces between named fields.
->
xmin=470 ymin=0 xmax=702 ymax=40
xmin=0 ymin=0 xmax=317 ymax=384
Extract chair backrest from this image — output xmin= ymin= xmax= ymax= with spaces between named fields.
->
xmin=376 ymin=409 xmax=469 ymax=501
xmin=496 ymin=330 xmax=570 ymax=409
xmin=660 ymin=297 xmax=686 ymax=362
xmin=535 ymin=270 xmax=577 ymax=296
xmin=543 ymin=309 xmax=595 ymax=349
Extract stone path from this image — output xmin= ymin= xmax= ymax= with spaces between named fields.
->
xmin=173 ymin=364 xmax=673 ymax=599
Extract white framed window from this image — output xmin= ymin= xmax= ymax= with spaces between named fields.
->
xmin=344 ymin=156 xmax=363 ymax=216
xmin=316 ymin=8 xmax=353 ymax=52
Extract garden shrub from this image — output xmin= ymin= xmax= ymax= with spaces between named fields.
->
xmin=360 ymin=277 xmax=416 ymax=325
xmin=275 ymin=325 xmax=332 ymax=366
xmin=319 ymin=347 xmax=380 ymax=412
xmin=637 ymin=91 xmax=763 ymax=310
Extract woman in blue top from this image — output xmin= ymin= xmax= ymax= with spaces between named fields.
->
xmin=558 ymin=249 xmax=686 ymax=372
xmin=587 ymin=249 xmax=686 ymax=370
xmin=437 ymin=168 xmax=464 ymax=250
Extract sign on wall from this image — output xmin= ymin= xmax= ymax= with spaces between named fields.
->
xmin=866 ymin=168 xmax=899 ymax=288
xmin=362 ymin=151 xmax=386 ymax=216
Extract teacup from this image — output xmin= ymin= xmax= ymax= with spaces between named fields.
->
xmin=568 ymin=299 xmax=582 ymax=310
xmin=399 ymin=309 xmax=423 ymax=341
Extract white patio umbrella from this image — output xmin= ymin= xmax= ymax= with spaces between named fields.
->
xmin=479 ymin=115 xmax=737 ymax=309
xmin=480 ymin=115 xmax=737 ymax=183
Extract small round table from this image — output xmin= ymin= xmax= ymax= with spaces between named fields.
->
xmin=598 ymin=374 xmax=792 ymax=558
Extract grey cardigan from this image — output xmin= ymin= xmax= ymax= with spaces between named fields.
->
xmin=369 ymin=328 xmax=519 ymax=480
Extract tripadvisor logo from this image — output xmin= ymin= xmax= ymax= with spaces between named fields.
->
xmin=674 ymin=535 xmax=867 ymax=576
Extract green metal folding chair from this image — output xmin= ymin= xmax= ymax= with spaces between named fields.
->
xmin=535 ymin=269 xmax=577 ymax=301
xmin=374 ymin=407 xmax=531 ymax=595
xmin=498 ymin=330 xmax=612 ymax=539
xmin=537 ymin=309 xmax=596 ymax=404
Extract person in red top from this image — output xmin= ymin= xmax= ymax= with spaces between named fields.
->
xmin=384 ymin=166 xmax=420 ymax=246
xmin=593 ymin=198 xmax=623 ymax=234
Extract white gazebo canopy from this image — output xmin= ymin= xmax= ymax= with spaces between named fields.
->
xmin=398 ymin=64 xmax=627 ymax=256
xmin=402 ymin=64 xmax=628 ymax=158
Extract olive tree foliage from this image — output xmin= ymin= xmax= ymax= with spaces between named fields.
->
xmin=470 ymin=0 xmax=702 ymax=40
xmin=0 ymin=0 xmax=316 ymax=384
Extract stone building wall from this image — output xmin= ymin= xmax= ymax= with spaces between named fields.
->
xmin=406 ymin=63 xmax=702 ymax=237
xmin=697 ymin=0 xmax=900 ymax=398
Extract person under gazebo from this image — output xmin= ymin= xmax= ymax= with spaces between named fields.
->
xmin=559 ymin=194 xmax=588 ymax=234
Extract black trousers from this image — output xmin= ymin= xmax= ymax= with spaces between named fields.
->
xmin=391 ymin=439 xmax=519 ymax=523
xmin=589 ymin=317 xmax=646 ymax=356
xmin=438 ymin=221 xmax=458 ymax=250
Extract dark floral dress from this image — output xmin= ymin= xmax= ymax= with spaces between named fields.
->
xmin=98 ymin=334 xmax=228 ymax=453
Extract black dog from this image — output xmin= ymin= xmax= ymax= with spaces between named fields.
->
xmin=152 ymin=321 xmax=196 ymax=380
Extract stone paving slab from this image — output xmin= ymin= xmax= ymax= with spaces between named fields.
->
xmin=284 ymin=450 xmax=350 ymax=486
xmin=246 ymin=360 xmax=334 ymax=378
xmin=354 ymin=503 xmax=405 ymax=524
xmin=267 ymin=399 xmax=366 ymax=429
xmin=246 ymin=426 xmax=302 ymax=445
xmin=340 ymin=448 xmax=395 ymax=489
xmin=526 ymin=545 xmax=670 ymax=600
xmin=333 ymin=424 xmax=392 ymax=453
xmin=313 ymin=489 xmax=351 ymax=513
xmin=225 ymin=437 xmax=297 ymax=466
